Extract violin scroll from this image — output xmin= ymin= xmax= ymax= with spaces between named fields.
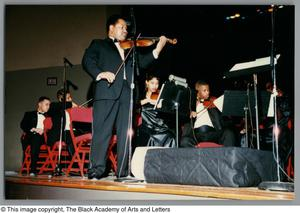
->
xmin=167 ymin=38 xmax=177 ymax=45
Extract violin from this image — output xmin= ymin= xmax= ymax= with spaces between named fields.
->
xmin=119 ymin=37 xmax=177 ymax=49
xmin=150 ymin=90 xmax=160 ymax=100
xmin=112 ymin=37 xmax=177 ymax=81
xmin=196 ymin=96 xmax=217 ymax=115
xmin=202 ymin=97 xmax=217 ymax=109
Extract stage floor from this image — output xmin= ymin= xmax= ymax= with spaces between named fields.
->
xmin=5 ymin=171 xmax=295 ymax=200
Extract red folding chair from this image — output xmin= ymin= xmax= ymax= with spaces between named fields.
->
xmin=19 ymin=117 xmax=53 ymax=175
xmin=286 ymin=118 xmax=294 ymax=179
xmin=65 ymin=107 xmax=93 ymax=176
xmin=108 ymin=134 xmax=117 ymax=173
xmin=65 ymin=107 xmax=120 ymax=176
xmin=39 ymin=116 xmax=72 ymax=174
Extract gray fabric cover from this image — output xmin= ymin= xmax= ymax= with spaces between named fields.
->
xmin=144 ymin=147 xmax=277 ymax=187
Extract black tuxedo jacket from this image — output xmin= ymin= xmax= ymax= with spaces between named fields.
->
xmin=207 ymin=108 xmax=224 ymax=131
xmin=20 ymin=111 xmax=42 ymax=134
xmin=20 ymin=110 xmax=50 ymax=145
xmin=82 ymin=38 xmax=155 ymax=100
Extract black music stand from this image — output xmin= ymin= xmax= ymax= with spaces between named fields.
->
xmin=221 ymin=90 xmax=270 ymax=148
xmin=222 ymin=90 xmax=270 ymax=117
xmin=154 ymin=81 xmax=190 ymax=147
xmin=224 ymin=54 xmax=280 ymax=150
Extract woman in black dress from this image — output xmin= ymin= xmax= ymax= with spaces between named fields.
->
xmin=136 ymin=74 xmax=175 ymax=148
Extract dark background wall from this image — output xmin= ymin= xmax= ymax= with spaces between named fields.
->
xmin=5 ymin=5 xmax=121 ymax=71
xmin=4 ymin=5 xmax=121 ymax=171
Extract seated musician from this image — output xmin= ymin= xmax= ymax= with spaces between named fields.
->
xmin=180 ymin=80 xmax=236 ymax=147
xmin=47 ymin=89 xmax=78 ymax=157
xmin=20 ymin=96 xmax=51 ymax=176
xmin=260 ymin=82 xmax=293 ymax=172
xmin=135 ymin=74 xmax=176 ymax=148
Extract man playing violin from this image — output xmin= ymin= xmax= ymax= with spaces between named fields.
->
xmin=82 ymin=14 xmax=168 ymax=179
xmin=180 ymin=80 xmax=236 ymax=148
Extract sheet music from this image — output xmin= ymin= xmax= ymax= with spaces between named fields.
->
xmin=267 ymin=94 xmax=275 ymax=117
xmin=230 ymin=54 xmax=280 ymax=72
xmin=213 ymin=95 xmax=224 ymax=112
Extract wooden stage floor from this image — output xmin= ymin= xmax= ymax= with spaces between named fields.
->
xmin=5 ymin=172 xmax=295 ymax=200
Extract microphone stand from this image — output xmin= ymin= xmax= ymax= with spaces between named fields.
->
xmin=115 ymin=8 xmax=143 ymax=183
xmin=253 ymin=73 xmax=260 ymax=150
xmin=52 ymin=58 xmax=72 ymax=177
xmin=258 ymin=5 xmax=293 ymax=192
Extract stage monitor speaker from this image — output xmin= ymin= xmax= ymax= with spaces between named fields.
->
xmin=141 ymin=147 xmax=277 ymax=187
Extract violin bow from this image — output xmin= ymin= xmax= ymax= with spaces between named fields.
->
xmin=113 ymin=33 xmax=142 ymax=80
xmin=196 ymin=100 xmax=215 ymax=115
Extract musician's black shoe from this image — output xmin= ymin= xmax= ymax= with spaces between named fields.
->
xmin=87 ymin=168 xmax=107 ymax=180
xmin=52 ymin=164 xmax=64 ymax=176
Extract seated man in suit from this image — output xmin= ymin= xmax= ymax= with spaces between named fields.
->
xmin=180 ymin=80 xmax=236 ymax=147
xmin=20 ymin=96 xmax=51 ymax=176
xmin=47 ymin=89 xmax=78 ymax=157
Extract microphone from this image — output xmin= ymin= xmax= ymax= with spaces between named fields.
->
xmin=63 ymin=57 xmax=73 ymax=68
xmin=174 ymin=80 xmax=188 ymax=88
xmin=169 ymin=74 xmax=187 ymax=83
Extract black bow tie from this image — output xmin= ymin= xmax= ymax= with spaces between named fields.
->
xmin=38 ymin=112 xmax=44 ymax=115
xmin=113 ymin=38 xmax=118 ymax=43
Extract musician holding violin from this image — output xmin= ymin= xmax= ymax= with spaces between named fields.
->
xmin=180 ymin=80 xmax=236 ymax=148
xmin=140 ymin=75 xmax=160 ymax=106
xmin=135 ymin=74 xmax=176 ymax=148
xmin=82 ymin=14 xmax=169 ymax=179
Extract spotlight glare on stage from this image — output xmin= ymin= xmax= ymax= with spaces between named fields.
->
xmin=235 ymin=13 xmax=240 ymax=17
xmin=128 ymin=128 xmax=134 ymax=137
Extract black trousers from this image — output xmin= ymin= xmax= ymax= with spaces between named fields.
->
xmin=260 ymin=125 xmax=293 ymax=171
xmin=47 ymin=129 xmax=75 ymax=157
xmin=180 ymin=124 xmax=236 ymax=148
xmin=24 ymin=133 xmax=45 ymax=173
xmin=90 ymin=81 xmax=130 ymax=177
xmin=64 ymin=130 xmax=75 ymax=157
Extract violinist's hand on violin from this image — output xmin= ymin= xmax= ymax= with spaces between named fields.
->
xmin=190 ymin=111 xmax=197 ymax=118
xmin=154 ymin=36 xmax=168 ymax=56
xmin=141 ymin=98 xmax=155 ymax=106
xmin=97 ymin=71 xmax=115 ymax=83
xmin=148 ymin=99 xmax=157 ymax=105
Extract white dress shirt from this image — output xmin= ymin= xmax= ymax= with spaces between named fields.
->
xmin=64 ymin=111 xmax=71 ymax=131
xmin=36 ymin=112 xmax=45 ymax=129
xmin=194 ymin=101 xmax=214 ymax=129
